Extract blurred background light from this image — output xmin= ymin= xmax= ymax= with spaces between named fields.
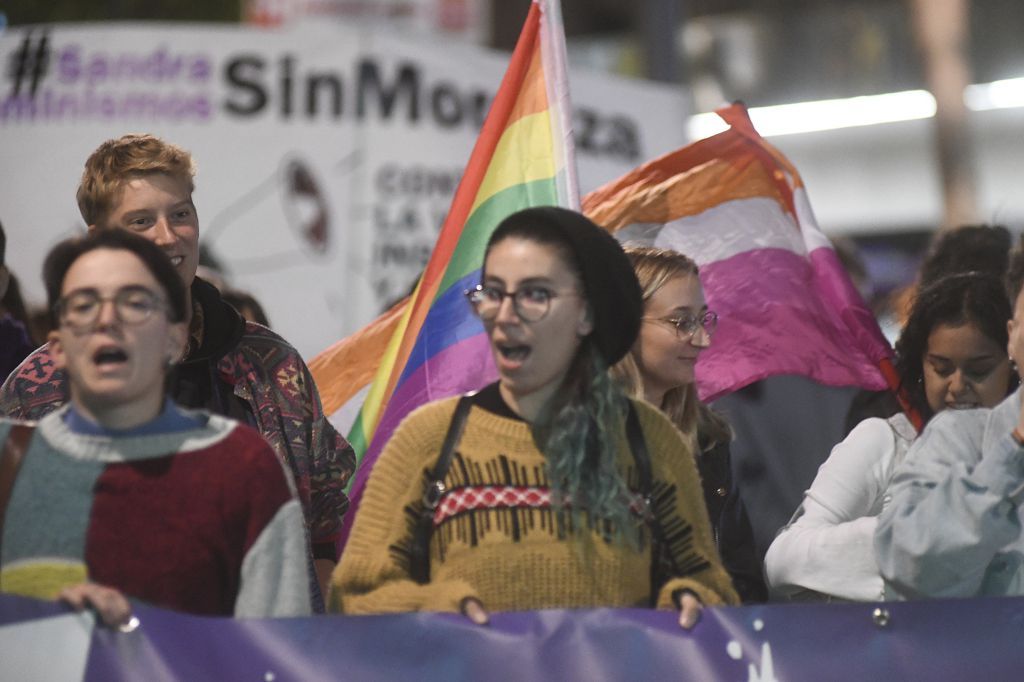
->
xmin=688 ymin=88 xmax=941 ymax=139
xmin=964 ymin=77 xmax=1024 ymax=111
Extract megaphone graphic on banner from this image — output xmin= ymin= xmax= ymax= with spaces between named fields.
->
xmin=282 ymin=158 xmax=330 ymax=254
xmin=201 ymin=154 xmax=338 ymax=275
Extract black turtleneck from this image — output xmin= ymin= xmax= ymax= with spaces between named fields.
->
xmin=166 ymin=277 xmax=253 ymax=426
xmin=471 ymin=381 xmax=524 ymax=421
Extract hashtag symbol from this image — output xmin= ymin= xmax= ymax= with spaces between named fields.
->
xmin=7 ymin=31 xmax=50 ymax=98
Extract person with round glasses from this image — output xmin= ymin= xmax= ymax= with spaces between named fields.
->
xmin=55 ymin=286 xmax=169 ymax=330
xmin=464 ymin=282 xmax=581 ymax=322
xmin=611 ymin=246 xmax=766 ymax=603
xmin=333 ymin=207 xmax=737 ymax=626
xmin=0 ymin=230 xmax=312 ymax=626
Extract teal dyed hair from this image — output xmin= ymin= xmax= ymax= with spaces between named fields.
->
xmin=531 ymin=340 xmax=639 ymax=540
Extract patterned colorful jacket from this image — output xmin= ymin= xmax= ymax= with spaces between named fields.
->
xmin=0 ymin=279 xmax=355 ymax=561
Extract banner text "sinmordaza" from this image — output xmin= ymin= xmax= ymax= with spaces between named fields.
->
xmin=222 ymin=56 xmax=640 ymax=160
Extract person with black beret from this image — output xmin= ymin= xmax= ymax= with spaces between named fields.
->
xmin=331 ymin=206 xmax=738 ymax=626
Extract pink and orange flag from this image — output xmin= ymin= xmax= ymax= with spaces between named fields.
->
xmin=583 ymin=102 xmax=915 ymax=425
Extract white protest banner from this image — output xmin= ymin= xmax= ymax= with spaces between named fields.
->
xmin=0 ymin=22 xmax=686 ymax=357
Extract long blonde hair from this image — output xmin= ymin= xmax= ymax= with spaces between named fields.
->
xmin=611 ymin=246 xmax=731 ymax=451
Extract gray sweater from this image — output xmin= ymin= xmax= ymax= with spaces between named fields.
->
xmin=1 ymin=408 xmax=312 ymax=617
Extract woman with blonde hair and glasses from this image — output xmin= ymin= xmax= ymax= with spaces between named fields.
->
xmin=613 ymin=245 xmax=766 ymax=602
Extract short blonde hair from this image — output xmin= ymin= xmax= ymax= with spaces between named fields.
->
xmin=76 ymin=134 xmax=196 ymax=227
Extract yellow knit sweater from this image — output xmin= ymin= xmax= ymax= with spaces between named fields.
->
xmin=331 ymin=396 xmax=739 ymax=614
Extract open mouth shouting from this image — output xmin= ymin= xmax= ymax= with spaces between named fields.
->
xmin=92 ymin=344 xmax=129 ymax=371
xmin=496 ymin=342 xmax=531 ymax=370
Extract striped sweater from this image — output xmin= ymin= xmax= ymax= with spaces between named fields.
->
xmin=332 ymin=396 xmax=738 ymax=614
xmin=0 ymin=407 xmax=311 ymax=617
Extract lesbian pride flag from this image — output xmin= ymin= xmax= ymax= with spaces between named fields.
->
xmin=311 ymin=0 xmax=578 ymax=546
xmin=583 ymin=102 xmax=910 ymax=419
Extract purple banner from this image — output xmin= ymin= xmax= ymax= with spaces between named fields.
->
xmin=2 ymin=593 xmax=1021 ymax=680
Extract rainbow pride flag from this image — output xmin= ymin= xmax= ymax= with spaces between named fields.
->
xmin=315 ymin=0 xmax=579 ymax=547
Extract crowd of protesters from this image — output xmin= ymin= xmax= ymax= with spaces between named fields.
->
xmin=2 ymin=133 xmax=1024 ymax=632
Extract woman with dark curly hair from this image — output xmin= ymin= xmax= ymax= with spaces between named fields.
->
xmin=765 ymin=272 xmax=1015 ymax=601
xmin=332 ymin=207 xmax=738 ymax=626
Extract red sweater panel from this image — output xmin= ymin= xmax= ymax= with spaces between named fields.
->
xmin=85 ymin=425 xmax=295 ymax=615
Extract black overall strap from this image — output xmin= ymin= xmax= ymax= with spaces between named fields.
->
xmin=625 ymin=402 xmax=682 ymax=603
xmin=625 ymin=401 xmax=652 ymax=498
xmin=409 ymin=395 xmax=474 ymax=584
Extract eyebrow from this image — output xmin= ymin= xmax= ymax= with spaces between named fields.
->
xmin=120 ymin=209 xmax=154 ymax=219
xmin=483 ymin=275 xmax=557 ymax=288
xmin=63 ymin=284 xmax=156 ymax=297
xmin=62 ymin=286 xmax=100 ymax=298
xmin=926 ymin=352 xmax=998 ymax=363
xmin=667 ymin=304 xmax=708 ymax=315
xmin=120 ymin=200 xmax=193 ymax=217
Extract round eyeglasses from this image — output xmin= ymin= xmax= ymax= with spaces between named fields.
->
xmin=643 ymin=311 xmax=718 ymax=339
xmin=55 ymin=286 xmax=169 ymax=331
xmin=464 ymin=284 xmax=578 ymax=323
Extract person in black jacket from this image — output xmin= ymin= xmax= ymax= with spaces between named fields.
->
xmin=613 ymin=246 xmax=767 ymax=603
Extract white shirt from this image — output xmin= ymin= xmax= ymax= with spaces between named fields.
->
xmin=765 ymin=413 xmax=916 ymax=601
